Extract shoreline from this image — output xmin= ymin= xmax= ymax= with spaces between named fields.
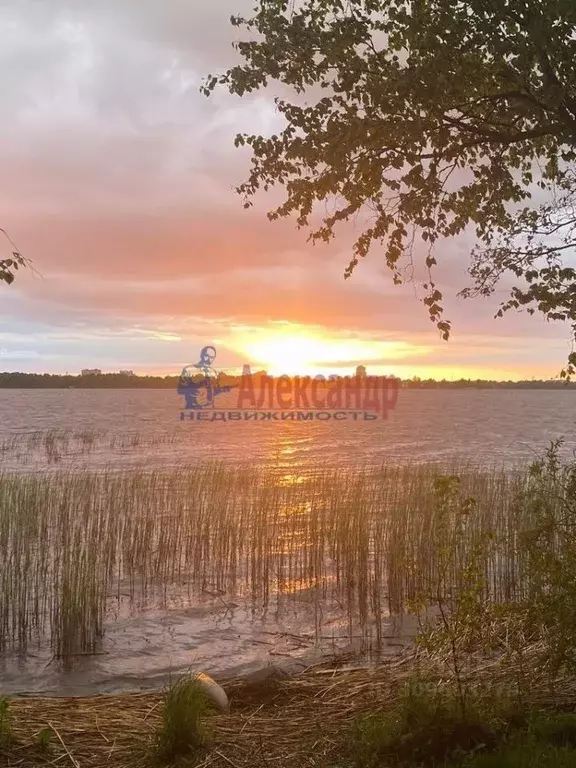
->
xmin=5 ymin=651 xmax=576 ymax=768
xmin=4 ymin=656 xmax=404 ymax=767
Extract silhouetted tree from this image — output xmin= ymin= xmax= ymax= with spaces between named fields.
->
xmin=206 ymin=0 xmax=576 ymax=373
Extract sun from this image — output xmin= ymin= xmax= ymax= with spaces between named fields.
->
xmin=230 ymin=324 xmax=426 ymax=376
xmin=241 ymin=334 xmax=331 ymax=375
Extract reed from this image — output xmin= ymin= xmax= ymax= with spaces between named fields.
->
xmin=0 ymin=457 xmax=547 ymax=659
xmin=0 ymin=428 xmax=183 ymax=466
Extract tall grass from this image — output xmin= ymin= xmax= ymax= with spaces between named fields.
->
xmin=154 ymin=675 xmax=211 ymax=761
xmin=0 ymin=457 xmax=541 ymax=659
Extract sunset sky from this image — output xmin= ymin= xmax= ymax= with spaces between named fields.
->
xmin=0 ymin=0 xmax=572 ymax=380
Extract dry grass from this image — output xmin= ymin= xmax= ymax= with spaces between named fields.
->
xmin=4 ymin=649 xmax=576 ymax=768
xmin=0 ymin=657 xmax=418 ymax=768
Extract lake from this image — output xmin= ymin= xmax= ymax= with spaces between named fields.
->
xmin=1 ymin=388 xmax=575 ymax=472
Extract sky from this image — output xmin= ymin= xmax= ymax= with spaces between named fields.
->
xmin=0 ymin=0 xmax=572 ymax=380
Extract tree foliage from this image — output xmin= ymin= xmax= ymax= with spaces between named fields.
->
xmin=204 ymin=0 xmax=576 ymax=373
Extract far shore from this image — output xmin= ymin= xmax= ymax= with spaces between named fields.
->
xmin=1 ymin=371 xmax=576 ymax=389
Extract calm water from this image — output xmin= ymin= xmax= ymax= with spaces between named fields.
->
xmin=0 ymin=388 xmax=575 ymax=695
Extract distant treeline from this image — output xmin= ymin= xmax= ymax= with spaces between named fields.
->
xmin=1 ymin=372 xmax=576 ymax=389
xmin=402 ymin=378 xmax=576 ymax=389
xmin=0 ymin=373 xmax=180 ymax=388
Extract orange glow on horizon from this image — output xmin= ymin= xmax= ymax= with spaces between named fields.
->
xmin=228 ymin=324 xmax=430 ymax=376
xmin=139 ymin=324 xmax=555 ymax=382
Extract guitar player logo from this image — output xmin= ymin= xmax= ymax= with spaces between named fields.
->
xmin=178 ymin=345 xmax=236 ymax=409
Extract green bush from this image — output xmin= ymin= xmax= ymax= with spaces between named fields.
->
xmin=449 ymin=713 xmax=576 ymax=767
xmin=412 ymin=443 xmax=576 ymax=714
xmin=348 ymin=680 xmax=508 ymax=766
xmin=349 ymin=690 xmax=576 ymax=768
xmin=512 ymin=442 xmax=576 ymax=678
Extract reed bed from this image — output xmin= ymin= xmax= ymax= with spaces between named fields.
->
xmin=0 ymin=429 xmax=187 ymax=466
xmin=0 ymin=459 xmax=537 ymax=659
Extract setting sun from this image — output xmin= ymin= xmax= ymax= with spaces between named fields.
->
xmin=229 ymin=324 xmax=430 ymax=376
